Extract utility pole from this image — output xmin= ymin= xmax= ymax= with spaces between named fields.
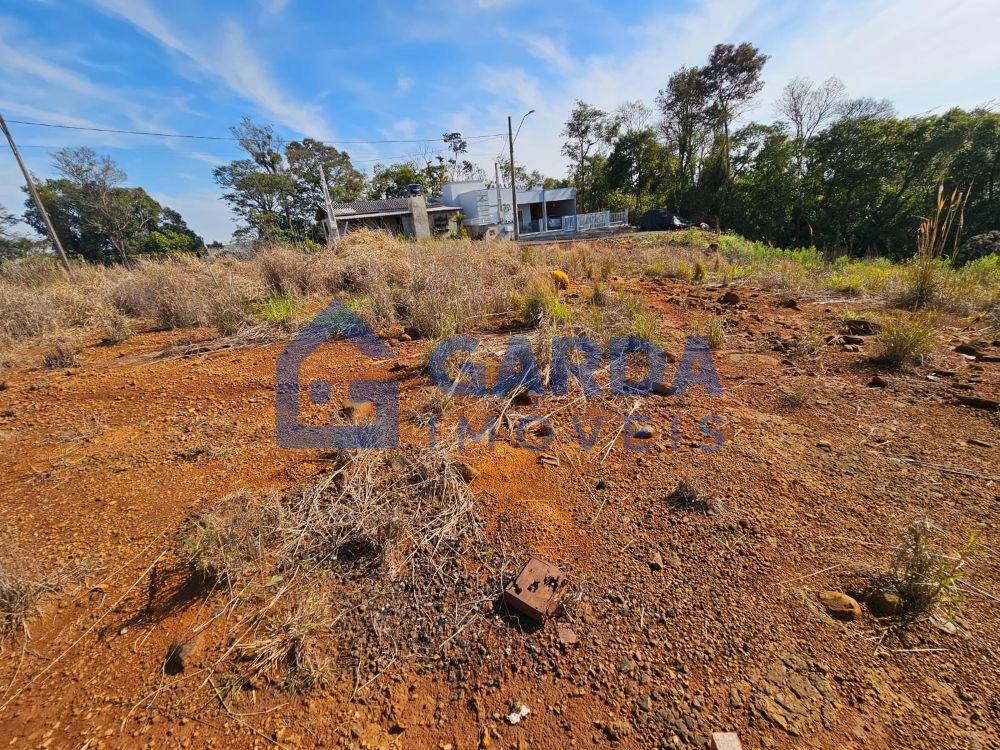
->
xmin=319 ymin=163 xmax=339 ymax=247
xmin=507 ymin=115 xmax=519 ymax=241
xmin=0 ymin=110 xmax=72 ymax=275
xmin=493 ymin=161 xmax=503 ymax=226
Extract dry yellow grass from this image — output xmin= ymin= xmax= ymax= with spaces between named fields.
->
xmin=0 ymin=230 xmax=529 ymax=354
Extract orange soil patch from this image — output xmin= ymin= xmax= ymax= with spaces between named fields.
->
xmin=0 ymin=273 xmax=997 ymax=750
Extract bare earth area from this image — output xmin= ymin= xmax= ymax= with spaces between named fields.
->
xmin=1 ymin=242 xmax=998 ymax=750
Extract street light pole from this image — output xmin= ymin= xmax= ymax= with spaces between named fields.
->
xmin=494 ymin=161 xmax=503 ymax=225
xmin=507 ymin=115 xmax=518 ymax=241
xmin=507 ymin=109 xmax=534 ymax=242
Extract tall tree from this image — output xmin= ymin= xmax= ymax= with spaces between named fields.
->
xmin=285 ymin=138 xmax=365 ymax=240
xmin=775 ymin=76 xmax=846 ymax=242
xmin=442 ymin=132 xmax=469 ymax=181
xmin=606 ymin=128 xmax=671 ymax=213
xmin=776 ymin=77 xmax=847 ymax=157
xmin=494 ymin=150 xmax=545 ymax=190
xmin=215 ymin=118 xmax=296 ymax=242
xmin=699 ymin=43 xmax=769 ymax=221
xmin=615 ymin=100 xmax=652 ymax=136
xmin=215 ymin=118 xmax=367 ymax=244
xmin=364 ymin=158 xmax=454 ymax=199
xmin=213 ymin=158 xmax=295 ymax=243
xmin=25 ymin=149 xmax=202 ymax=263
xmin=656 ymin=66 xmax=711 ymax=213
xmin=561 ymin=101 xmax=617 ymax=210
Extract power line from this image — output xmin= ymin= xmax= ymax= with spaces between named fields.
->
xmin=4 ymin=118 xmax=506 ymax=145
xmin=2 ymin=139 xmax=498 ymax=165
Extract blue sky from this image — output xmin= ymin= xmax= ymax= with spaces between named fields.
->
xmin=2 ymin=0 xmax=998 ymax=242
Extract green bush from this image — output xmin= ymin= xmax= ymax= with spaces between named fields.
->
xmin=252 ymin=293 xmax=297 ymax=328
xmin=872 ymin=314 xmax=933 ymax=367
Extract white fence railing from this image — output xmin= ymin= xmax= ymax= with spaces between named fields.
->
xmin=547 ymin=209 xmax=627 ymax=235
xmin=466 ymin=208 xmax=629 ymax=236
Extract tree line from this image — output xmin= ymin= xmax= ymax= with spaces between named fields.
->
xmin=560 ymin=42 xmax=999 ymax=258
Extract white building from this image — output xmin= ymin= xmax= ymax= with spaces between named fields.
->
xmin=438 ymin=180 xmax=626 ymax=237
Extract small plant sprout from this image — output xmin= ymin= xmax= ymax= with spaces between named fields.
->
xmin=783 ymin=376 xmax=813 ymax=406
xmin=693 ymin=313 xmax=726 ymax=350
xmin=888 ymin=517 xmax=974 ymax=616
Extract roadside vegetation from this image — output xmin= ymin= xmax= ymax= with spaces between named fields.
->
xmin=2 ymin=227 xmax=998 ymax=367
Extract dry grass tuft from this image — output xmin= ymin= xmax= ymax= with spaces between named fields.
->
xmin=668 ymin=479 xmax=724 ymax=514
xmin=0 ymin=544 xmax=59 ymax=644
xmin=871 ymin=314 xmax=933 ymax=368
xmin=692 ymin=313 xmax=726 ymax=350
xmin=0 ymin=280 xmax=61 ymax=348
xmin=237 ymin=592 xmax=333 ymax=691
xmin=178 ymin=445 xmax=484 ymax=692
xmin=42 ymin=337 xmax=80 ymax=369
xmin=96 ymin=309 xmax=132 ymax=345
xmin=179 ymin=490 xmax=287 ymax=592
xmin=782 ymin=376 xmax=814 ymax=407
xmin=514 ymin=272 xmax=571 ymax=328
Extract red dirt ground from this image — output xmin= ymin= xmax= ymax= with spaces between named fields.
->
xmin=1 ymin=265 xmax=997 ymax=750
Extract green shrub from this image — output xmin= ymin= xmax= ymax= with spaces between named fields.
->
xmin=252 ymin=293 xmax=297 ymax=328
xmin=872 ymin=314 xmax=933 ymax=367
xmin=887 ymin=517 xmax=973 ymax=616
xmin=514 ymin=276 xmax=570 ymax=326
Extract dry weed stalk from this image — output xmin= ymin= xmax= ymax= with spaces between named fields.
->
xmin=904 ymin=184 xmax=971 ymax=309
xmin=0 ymin=544 xmax=62 ymax=644
xmin=917 ymin=185 xmax=971 ymax=263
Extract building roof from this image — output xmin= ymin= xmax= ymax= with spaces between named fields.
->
xmin=325 ymin=196 xmax=461 ymax=221
xmin=330 ymin=197 xmax=410 ymax=217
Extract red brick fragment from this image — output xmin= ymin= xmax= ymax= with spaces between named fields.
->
xmin=503 ymin=557 xmax=564 ymax=622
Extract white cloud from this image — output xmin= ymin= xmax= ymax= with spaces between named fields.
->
xmin=392 ymin=118 xmax=416 ymax=138
xmin=759 ymin=0 xmax=1000 ymax=115
xmin=518 ymin=34 xmax=574 ymax=77
xmin=396 ymin=74 xmax=414 ymax=94
xmin=0 ymin=32 xmax=110 ymax=102
xmin=89 ymin=0 xmax=334 ymax=140
xmin=476 ymin=65 xmax=542 ymax=110
xmin=258 ymin=0 xmax=291 ymax=12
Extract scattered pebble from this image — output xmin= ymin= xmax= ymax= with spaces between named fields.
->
xmin=817 ymin=590 xmax=862 ymax=621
